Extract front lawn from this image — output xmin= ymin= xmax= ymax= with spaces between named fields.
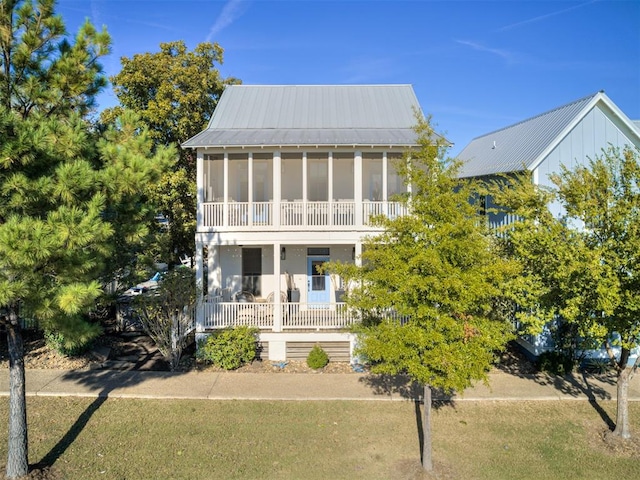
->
xmin=0 ymin=398 xmax=638 ymax=479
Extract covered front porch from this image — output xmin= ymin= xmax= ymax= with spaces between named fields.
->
xmin=195 ymin=241 xmax=363 ymax=334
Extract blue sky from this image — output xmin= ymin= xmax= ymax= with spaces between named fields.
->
xmin=58 ymin=0 xmax=640 ymax=155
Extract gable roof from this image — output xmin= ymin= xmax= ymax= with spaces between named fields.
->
xmin=456 ymin=91 xmax=640 ymax=178
xmin=182 ymin=84 xmax=422 ymax=148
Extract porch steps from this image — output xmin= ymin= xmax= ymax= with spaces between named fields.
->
xmin=256 ymin=341 xmax=269 ymax=361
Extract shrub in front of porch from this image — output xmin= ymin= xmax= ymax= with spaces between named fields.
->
xmin=307 ymin=344 xmax=329 ymax=369
xmin=197 ymin=326 xmax=259 ymax=370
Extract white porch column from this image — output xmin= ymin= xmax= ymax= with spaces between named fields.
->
xmin=248 ymin=152 xmax=253 ymax=226
xmin=195 ymin=239 xmax=205 ymax=331
xmin=302 ymin=152 xmax=308 ymax=225
xmin=273 ymin=151 xmax=281 ymax=227
xmin=302 ymin=152 xmax=308 ymax=201
xmin=354 ymin=242 xmax=362 ymax=267
xmin=382 ymin=152 xmax=388 ymax=202
xmin=196 ymin=150 xmax=204 ymax=229
xmin=273 ymin=242 xmax=282 ymax=333
xmin=354 ymin=150 xmax=363 ymax=226
xmin=407 ymin=154 xmax=413 ymax=195
xmin=223 ymin=152 xmax=229 ymax=226
xmin=208 ymin=244 xmax=221 ymax=296
xmin=328 ymin=151 xmax=334 ymax=225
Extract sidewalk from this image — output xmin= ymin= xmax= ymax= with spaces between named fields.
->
xmin=1 ymin=368 xmax=639 ymax=402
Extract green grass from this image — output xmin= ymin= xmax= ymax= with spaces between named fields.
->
xmin=0 ymin=398 xmax=639 ymax=479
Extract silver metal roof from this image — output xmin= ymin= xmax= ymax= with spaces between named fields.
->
xmin=182 ymin=85 xmax=422 ymax=148
xmin=457 ymin=92 xmax=601 ymax=178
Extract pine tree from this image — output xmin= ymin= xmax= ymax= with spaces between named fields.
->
xmin=0 ymin=2 xmax=173 ymax=477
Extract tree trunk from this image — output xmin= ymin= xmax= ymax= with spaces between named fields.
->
xmin=612 ymin=366 xmax=632 ymax=438
xmin=422 ymin=384 xmax=433 ymax=471
xmin=5 ymin=305 xmax=29 ymax=478
xmin=170 ymin=313 xmax=179 ymax=372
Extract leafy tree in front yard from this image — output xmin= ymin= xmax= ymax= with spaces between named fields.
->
xmin=327 ymin=115 xmax=518 ymax=471
xmin=103 ymin=40 xmax=240 ymax=265
xmin=0 ymin=2 xmax=173 ymax=477
xmin=491 ymin=145 xmax=640 ymax=439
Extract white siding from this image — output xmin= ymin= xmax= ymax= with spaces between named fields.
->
xmin=534 ymin=105 xmax=640 ymax=219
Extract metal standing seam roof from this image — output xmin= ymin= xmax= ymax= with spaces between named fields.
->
xmin=457 ymin=92 xmax=603 ymax=178
xmin=182 ymin=84 xmax=423 ymax=148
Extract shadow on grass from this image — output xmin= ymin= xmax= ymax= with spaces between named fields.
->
xmin=512 ymin=370 xmax=616 ymax=430
xmin=30 ymin=368 xmax=188 ymax=472
xmin=358 ymin=374 xmax=456 ymax=465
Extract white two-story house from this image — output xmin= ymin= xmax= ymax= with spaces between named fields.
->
xmin=182 ymin=85 xmax=422 ymax=361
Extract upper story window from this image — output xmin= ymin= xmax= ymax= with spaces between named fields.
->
xmin=204 ymin=154 xmax=223 ymax=202
xmin=228 ymin=153 xmax=248 ymax=202
xmin=388 ymin=154 xmax=406 ymax=199
xmin=307 ymin=153 xmax=328 ymax=201
xmin=333 ymin=153 xmax=354 ymax=201
xmin=253 ymin=153 xmax=273 ymax=202
xmin=362 ymin=153 xmax=383 ymax=201
xmin=281 ymin=153 xmax=302 ymax=201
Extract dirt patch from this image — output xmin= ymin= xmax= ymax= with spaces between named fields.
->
xmin=0 ymin=328 xmax=170 ymax=372
xmin=392 ymin=458 xmax=458 ymax=480
xmin=0 ymin=328 xmax=358 ymax=374
xmin=587 ymin=426 xmax=640 ymax=458
xmin=0 ymin=465 xmax=64 ymax=480
xmin=1 ymin=330 xmax=533 ymax=376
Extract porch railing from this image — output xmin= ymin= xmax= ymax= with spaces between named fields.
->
xmin=201 ymin=298 xmax=358 ymax=330
xmin=362 ymin=201 xmax=408 ymax=225
xmin=201 ymin=200 xmax=405 ymax=228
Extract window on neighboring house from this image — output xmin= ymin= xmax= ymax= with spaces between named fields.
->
xmin=242 ymin=248 xmax=262 ymax=296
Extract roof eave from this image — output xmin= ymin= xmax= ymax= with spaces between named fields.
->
xmin=182 ymin=142 xmax=420 ymax=149
xmin=527 ymin=92 xmax=603 ymax=173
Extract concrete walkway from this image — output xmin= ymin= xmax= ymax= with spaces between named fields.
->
xmin=1 ymin=368 xmax=639 ymax=402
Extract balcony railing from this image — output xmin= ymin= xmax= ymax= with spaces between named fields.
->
xmin=201 ymin=200 xmax=407 ymax=229
xmin=201 ymin=298 xmax=358 ymax=330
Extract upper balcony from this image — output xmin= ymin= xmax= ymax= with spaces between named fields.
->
xmin=200 ymin=200 xmax=407 ymax=230
xmin=197 ymin=150 xmax=410 ymax=232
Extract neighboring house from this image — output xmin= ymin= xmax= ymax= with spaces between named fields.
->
xmin=457 ymin=91 xmax=640 ymax=360
xmin=182 ymin=85 xmax=421 ymax=361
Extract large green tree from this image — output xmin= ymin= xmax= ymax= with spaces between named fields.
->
xmin=0 ymin=2 xmax=173 ymax=477
xmin=104 ymin=40 xmax=240 ymax=265
xmin=328 ymin=116 xmax=517 ymax=471
xmin=492 ymin=145 xmax=640 ymax=439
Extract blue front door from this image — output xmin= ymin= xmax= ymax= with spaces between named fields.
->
xmin=307 ymin=257 xmax=330 ymax=307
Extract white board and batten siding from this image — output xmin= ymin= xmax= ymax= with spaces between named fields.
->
xmin=534 ymin=104 xmax=640 ymax=219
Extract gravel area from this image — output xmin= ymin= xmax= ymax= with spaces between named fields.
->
xmin=1 ymin=329 xmax=532 ymax=375
xmin=0 ymin=329 xmax=359 ymax=373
